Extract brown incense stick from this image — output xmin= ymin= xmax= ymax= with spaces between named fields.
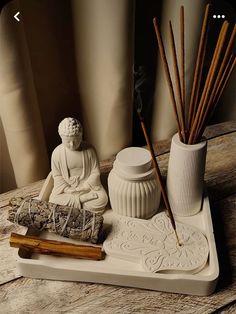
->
xmin=212 ymin=54 xmax=236 ymax=106
xmin=190 ymin=41 xmax=207 ymax=131
xmin=154 ymin=6 xmax=235 ymax=146
xmin=180 ymin=6 xmax=185 ymax=129
xmin=197 ymin=54 xmax=236 ymax=140
xmin=169 ymin=21 xmax=186 ymax=142
xmin=10 ymin=232 xmax=105 ymax=260
xmin=188 ymin=21 xmax=229 ymax=144
xmin=204 ymin=25 xmax=236 ymax=110
xmin=188 ymin=4 xmax=211 ymax=131
xmin=153 ymin=17 xmax=183 ymax=143
xmin=192 ymin=21 xmax=229 ymax=143
xmin=195 ymin=25 xmax=236 ymax=141
xmin=137 ymin=111 xmax=180 ymax=245
xmin=210 ymin=24 xmax=236 ymax=102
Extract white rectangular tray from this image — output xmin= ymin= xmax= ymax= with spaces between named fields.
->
xmin=16 ymin=174 xmax=219 ymax=296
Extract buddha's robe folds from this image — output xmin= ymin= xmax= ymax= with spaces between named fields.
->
xmin=49 ymin=142 xmax=108 ymax=212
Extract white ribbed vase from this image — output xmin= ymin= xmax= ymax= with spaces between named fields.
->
xmin=167 ymin=133 xmax=207 ymax=217
xmin=108 ymin=147 xmax=160 ymax=218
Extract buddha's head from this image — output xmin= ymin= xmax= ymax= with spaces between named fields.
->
xmin=58 ymin=117 xmax=83 ymax=151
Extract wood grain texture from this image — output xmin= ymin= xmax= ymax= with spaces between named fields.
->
xmin=214 ymin=301 xmax=236 ymax=314
xmin=203 ymin=121 xmax=236 ymax=139
xmin=100 ymin=121 xmax=236 ymax=174
xmin=205 ymin=133 xmax=236 ymax=201
xmin=0 ymin=238 xmax=21 ymax=285
xmin=0 ymin=122 xmax=235 ymax=313
xmin=0 ymin=180 xmax=44 ymax=208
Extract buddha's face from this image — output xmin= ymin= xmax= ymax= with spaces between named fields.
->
xmin=61 ymin=133 xmax=82 ymax=151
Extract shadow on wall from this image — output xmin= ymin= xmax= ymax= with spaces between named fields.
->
xmin=0 ymin=118 xmax=17 ymax=192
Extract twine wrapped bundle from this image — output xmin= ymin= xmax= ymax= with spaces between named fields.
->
xmin=8 ymin=197 xmax=103 ymax=244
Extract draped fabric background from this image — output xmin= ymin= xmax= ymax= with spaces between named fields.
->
xmin=0 ymin=0 xmax=235 ymax=192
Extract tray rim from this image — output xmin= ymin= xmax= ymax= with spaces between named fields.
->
xmin=16 ymin=173 xmax=219 ymax=295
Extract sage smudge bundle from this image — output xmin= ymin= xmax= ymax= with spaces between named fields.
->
xmin=8 ymin=197 xmax=103 ymax=244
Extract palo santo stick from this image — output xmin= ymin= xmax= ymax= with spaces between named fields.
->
xmin=10 ymin=232 xmax=105 ymax=260
xmin=188 ymin=4 xmax=211 ymax=131
xmin=192 ymin=21 xmax=229 ymax=143
xmin=153 ymin=17 xmax=183 ymax=143
xmin=180 ymin=6 xmax=185 ymax=127
xmin=137 ymin=111 xmax=181 ymax=246
xmin=169 ymin=21 xmax=186 ymax=142
xmin=188 ymin=21 xmax=229 ymax=144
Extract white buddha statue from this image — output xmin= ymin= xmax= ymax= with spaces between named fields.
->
xmin=49 ymin=117 xmax=108 ymax=212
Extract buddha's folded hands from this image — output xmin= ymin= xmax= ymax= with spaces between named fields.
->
xmin=75 ymin=182 xmax=91 ymax=193
xmin=64 ymin=186 xmax=77 ymax=193
xmin=80 ymin=192 xmax=98 ymax=203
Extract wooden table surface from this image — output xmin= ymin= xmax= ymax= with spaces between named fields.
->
xmin=0 ymin=121 xmax=236 ymax=314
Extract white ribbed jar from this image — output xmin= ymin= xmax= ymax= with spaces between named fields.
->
xmin=108 ymin=147 xmax=160 ymax=218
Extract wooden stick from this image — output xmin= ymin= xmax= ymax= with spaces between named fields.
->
xmin=187 ymin=4 xmax=211 ymax=131
xmin=10 ymin=232 xmax=105 ymax=260
xmin=169 ymin=21 xmax=186 ymax=142
xmin=190 ymin=40 xmax=207 ymax=130
xmin=206 ymin=24 xmax=236 ymax=108
xmin=137 ymin=111 xmax=180 ymax=246
xmin=195 ymin=25 xmax=236 ymax=141
xmin=197 ymin=53 xmax=236 ymax=140
xmin=188 ymin=6 xmax=213 ymax=137
xmin=191 ymin=21 xmax=229 ymax=143
xmin=153 ymin=17 xmax=183 ymax=143
xmin=212 ymin=54 xmax=236 ymax=106
xmin=188 ymin=21 xmax=229 ymax=144
xmin=180 ymin=6 xmax=185 ymax=129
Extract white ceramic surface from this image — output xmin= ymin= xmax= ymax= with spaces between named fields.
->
xmin=108 ymin=147 xmax=160 ymax=218
xmin=103 ymin=212 xmax=209 ymax=274
xmin=167 ymin=134 xmax=207 ymax=216
xmin=16 ymin=175 xmax=219 ymax=296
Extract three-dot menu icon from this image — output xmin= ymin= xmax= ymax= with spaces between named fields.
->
xmin=213 ymin=15 xmax=225 ymax=19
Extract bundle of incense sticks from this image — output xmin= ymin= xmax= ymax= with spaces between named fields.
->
xmin=153 ymin=4 xmax=236 ymax=144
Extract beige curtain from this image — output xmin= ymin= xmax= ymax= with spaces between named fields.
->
xmin=0 ymin=0 xmax=235 ymax=192
xmin=0 ymin=0 xmax=49 ymax=191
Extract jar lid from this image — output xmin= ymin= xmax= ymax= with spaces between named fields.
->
xmin=113 ymin=147 xmax=154 ymax=180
